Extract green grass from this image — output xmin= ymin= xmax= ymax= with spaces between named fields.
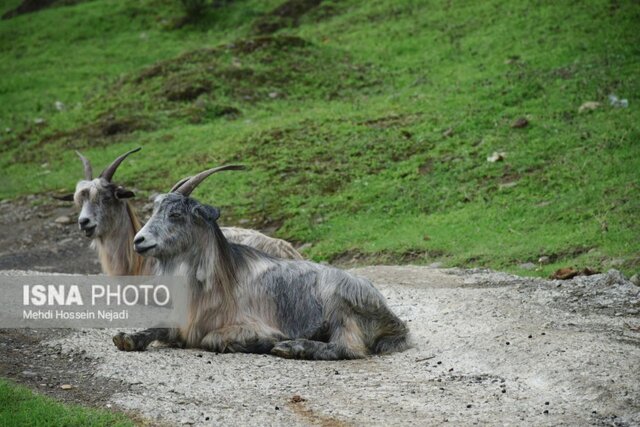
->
xmin=0 ymin=0 xmax=639 ymax=276
xmin=0 ymin=378 xmax=134 ymax=426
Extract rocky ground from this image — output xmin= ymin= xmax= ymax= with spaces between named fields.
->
xmin=0 ymin=197 xmax=639 ymax=426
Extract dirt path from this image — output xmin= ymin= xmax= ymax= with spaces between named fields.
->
xmin=0 ymin=197 xmax=639 ymax=425
xmin=2 ymin=266 xmax=639 ymax=426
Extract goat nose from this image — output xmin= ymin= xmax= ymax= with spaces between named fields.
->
xmin=78 ymin=218 xmax=90 ymax=227
xmin=133 ymin=236 xmax=145 ymax=245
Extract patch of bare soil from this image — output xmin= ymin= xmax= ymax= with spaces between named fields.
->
xmin=0 ymin=328 xmax=126 ymax=408
xmin=253 ymin=0 xmax=325 ymax=35
xmin=331 ymin=248 xmax=448 ymax=267
xmin=1 ymin=0 xmax=86 ymax=20
xmin=0 ymin=195 xmax=104 ymax=274
xmin=1 ymin=267 xmax=636 ymax=426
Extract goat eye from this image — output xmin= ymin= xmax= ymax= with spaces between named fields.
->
xmin=169 ymin=212 xmax=182 ymax=220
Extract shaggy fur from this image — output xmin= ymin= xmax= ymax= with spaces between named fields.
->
xmin=113 ymin=193 xmax=410 ymax=360
xmin=74 ymin=178 xmax=152 ymax=276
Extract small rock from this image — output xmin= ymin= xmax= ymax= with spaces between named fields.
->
xmin=54 ymin=215 xmax=72 ymax=225
xmin=630 ymin=274 xmax=640 ymax=287
xmin=519 ymin=262 xmax=536 ymax=270
xmin=511 ymin=117 xmax=529 ymax=128
xmin=578 ymin=101 xmax=601 ymax=113
xmin=60 ymin=384 xmax=73 ymax=390
xmin=608 ymin=94 xmax=628 ymax=108
xmin=54 ymin=101 xmax=65 ymax=111
xmin=34 ymin=117 xmax=46 ymax=125
xmin=21 ymin=370 xmax=37 ymax=378
xmin=442 ymin=127 xmax=454 ymax=138
xmin=487 ymin=151 xmax=506 ymax=162
xmin=538 ymin=256 xmax=550 ymax=265
xmin=268 ymin=92 xmax=280 ymax=99
xmin=291 ymin=395 xmax=307 ymax=403
xmin=428 ymin=262 xmax=443 ymax=268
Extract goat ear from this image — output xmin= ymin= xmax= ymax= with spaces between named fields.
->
xmin=52 ymin=193 xmax=75 ymax=202
xmin=193 ymin=205 xmax=220 ymax=223
xmin=114 ymin=186 xmax=135 ymax=199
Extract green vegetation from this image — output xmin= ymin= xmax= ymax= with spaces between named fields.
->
xmin=0 ymin=378 xmax=134 ymax=426
xmin=0 ymin=0 xmax=638 ymax=276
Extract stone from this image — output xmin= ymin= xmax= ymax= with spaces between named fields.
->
xmin=54 ymin=215 xmax=72 ymax=225
xmin=519 ymin=262 xmax=536 ymax=270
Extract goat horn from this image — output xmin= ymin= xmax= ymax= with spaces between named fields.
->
xmin=99 ymin=147 xmax=142 ymax=182
xmin=169 ymin=176 xmax=191 ymax=193
xmin=75 ymin=151 xmax=93 ymax=181
xmin=172 ymin=165 xmax=246 ymax=197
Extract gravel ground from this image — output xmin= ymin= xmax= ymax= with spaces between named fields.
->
xmin=6 ymin=266 xmax=636 ymax=426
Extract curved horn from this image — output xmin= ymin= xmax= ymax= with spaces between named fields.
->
xmin=170 ymin=176 xmax=191 ymax=193
xmin=75 ymin=151 xmax=93 ymax=181
xmin=99 ymin=147 xmax=142 ymax=182
xmin=172 ymin=165 xmax=246 ymax=197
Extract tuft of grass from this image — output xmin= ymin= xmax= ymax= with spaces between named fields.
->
xmin=0 ymin=378 xmax=134 ymax=426
xmin=0 ymin=0 xmax=639 ymax=276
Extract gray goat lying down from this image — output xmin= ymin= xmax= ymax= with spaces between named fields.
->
xmin=112 ymin=166 xmax=410 ymax=360
xmin=57 ymin=148 xmax=302 ymax=276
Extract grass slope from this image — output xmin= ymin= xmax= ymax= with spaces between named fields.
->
xmin=0 ymin=378 xmax=134 ymax=426
xmin=0 ymin=0 xmax=638 ymax=276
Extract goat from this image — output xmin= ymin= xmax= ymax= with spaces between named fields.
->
xmin=113 ymin=166 xmax=409 ymax=360
xmin=57 ymin=147 xmax=150 ymax=275
xmin=59 ymin=149 xmax=303 ymax=275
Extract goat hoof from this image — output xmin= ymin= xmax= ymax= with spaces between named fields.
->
xmin=112 ymin=332 xmax=136 ymax=351
xmin=271 ymin=340 xmax=305 ymax=359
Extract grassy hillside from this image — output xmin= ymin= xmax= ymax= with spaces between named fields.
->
xmin=0 ymin=0 xmax=638 ymax=276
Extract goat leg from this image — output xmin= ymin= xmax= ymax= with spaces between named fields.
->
xmin=112 ymin=328 xmax=182 ymax=351
xmin=271 ymin=338 xmax=366 ymax=360
xmin=200 ymin=326 xmax=286 ymax=354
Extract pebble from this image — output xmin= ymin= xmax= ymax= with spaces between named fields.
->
xmin=54 ymin=215 xmax=72 ymax=225
xmin=629 ymin=274 xmax=640 ymax=287
xmin=21 ymin=370 xmax=37 ymax=378
xmin=538 ymin=256 xmax=550 ymax=265
xmin=511 ymin=117 xmax=529 ymax=128
xmin=519 ymin=262 xmax=536 ymax=270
